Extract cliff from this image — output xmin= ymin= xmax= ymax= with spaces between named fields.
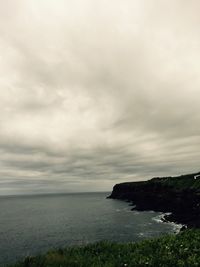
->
xmin=108 ymin=172 xmax=200 ymax=228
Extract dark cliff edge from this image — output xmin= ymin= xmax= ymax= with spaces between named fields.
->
xmin=108 ymin=172 xmax=200 ymax=229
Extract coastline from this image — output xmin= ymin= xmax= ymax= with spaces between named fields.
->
xmin=152 ymin=212 xmax=184 ymax=233
xmin=108 ymin=172 xmax=200 ymax=229
xmin=0 ymin=192 xmax=179 ymax=266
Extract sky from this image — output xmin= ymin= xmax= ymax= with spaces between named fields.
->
xmin=0 ymin=0 xmax=200 ymax=195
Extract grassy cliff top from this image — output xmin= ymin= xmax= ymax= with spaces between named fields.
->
xmin=9 ymin=229 xmax=200 ymax=267
xmin=117 ymin=172 xmax=200 ymax=192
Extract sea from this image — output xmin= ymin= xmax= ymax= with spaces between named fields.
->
xmin=0 ymin=192 xmax=182 ymax=266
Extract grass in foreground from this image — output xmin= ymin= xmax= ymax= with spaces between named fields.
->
xmin=9 ymin=229 xmax=200 ymax=267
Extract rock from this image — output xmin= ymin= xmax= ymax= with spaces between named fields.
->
xmin=108 ymin=172 xmax=200 ymax=228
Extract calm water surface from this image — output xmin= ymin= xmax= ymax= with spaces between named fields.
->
xmin=0 ymin=192 xmax=179 ymax=266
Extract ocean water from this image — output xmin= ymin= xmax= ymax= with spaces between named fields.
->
xmin=0 ymin=192 xmax=180 ymax=266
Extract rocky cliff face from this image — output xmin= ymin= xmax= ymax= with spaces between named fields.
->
xmin=108 ymin=173 xmax=200 ymax=228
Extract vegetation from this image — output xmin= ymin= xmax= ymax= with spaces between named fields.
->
xmin=150 ymin=172 xmax=200 ymax=192
xmin=119 ymin=172 xmax=200 ymax=192
xmin=9 ymin=229 xmax=200 ymax=267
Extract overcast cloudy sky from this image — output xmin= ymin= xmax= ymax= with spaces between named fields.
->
xmin=0 ymin=0 xmax=200 ymax=195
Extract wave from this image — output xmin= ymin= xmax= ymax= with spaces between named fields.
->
xmin=152 ymin=212 xmax=184 ymax=233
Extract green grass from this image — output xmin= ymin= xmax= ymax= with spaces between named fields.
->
xmin=122 ymin=172 xmax=200 ymax=192
xmin=150 ymin=174 xmax=200 ymax=191
xmin=9 ymin=229 xmax=200 ymax=267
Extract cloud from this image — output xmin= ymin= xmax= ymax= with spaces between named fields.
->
xmin=0 ymin=0 xmax=200 ymax=194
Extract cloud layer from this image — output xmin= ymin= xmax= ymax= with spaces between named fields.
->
xmin=0 ymin=0 xmax=200 ymax=194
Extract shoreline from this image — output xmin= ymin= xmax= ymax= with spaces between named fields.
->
xmin=129 ymin=202 xmax=186 ymax=233
xmin=112 ymin=197 xmax=198 ymax=230
xmin=108 ymin=172 xmax=200 ymax=229
xmin=152 ymin=212 xmax=184 ymax=233
xmin=109 ymin=196 xmax=197 ymax=230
